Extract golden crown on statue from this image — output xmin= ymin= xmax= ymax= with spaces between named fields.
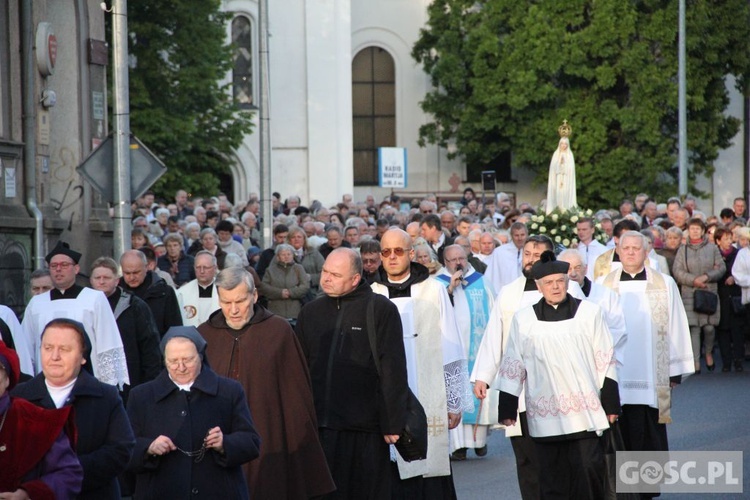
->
xmin=558 ymin=119 xmax=572 ymax=138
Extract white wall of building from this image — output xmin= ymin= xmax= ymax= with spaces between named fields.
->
xmin=697 ymin=75 xmax=745 ymax=215
xmin=227 ymin=0 xmax=749 ymax=212
xmin=224 ymin=0 xmax=353 ymax=207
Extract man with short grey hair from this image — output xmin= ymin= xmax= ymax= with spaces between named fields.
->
xmin=454 ymin=236 xmax=487 ymax=275
xmin=344 ymin=225 xmax=360 ymax=248
xmin=176 ymin=251 xmax=220 ymax=326
xmin=440 ymin=210 xmax=457 ymax=235
xmin=286 ymin=195 xmax=301 ymax=214
xmin=599 ymin=231 xmax=693 ymax=460
xmin=198 ymin=267 xmax=335 ymax=498
xmin=318 ymin=226 xmax=351 ymax=259
xmin=558 ymin=249 xmax=627 ymax=364
xmin=498 ymin=251 xmax=619 ymax=499
xmin=473 ymin=235 xmax=585 ymax=499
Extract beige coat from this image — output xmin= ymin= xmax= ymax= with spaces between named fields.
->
xmin=672 ymin=239 xmax=725 ymax=326
xmin=260 ymin=258 xmax=310 ymax=320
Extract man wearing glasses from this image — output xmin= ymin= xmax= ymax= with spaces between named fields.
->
xmin=21 ymin=241 xmax=129 ymax=389
xmin=371 ymin=228 xmax=471 ymax=498
xmin=176 ymin=251 xmax=221 ymax=327
xmin=359 ymin=239 xmax=382 ymax=284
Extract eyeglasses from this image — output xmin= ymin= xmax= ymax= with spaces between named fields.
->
xmin=194 ymin=266 xmax=215 ymax=272
xmin=381 ymin=247 xmax=411 ymax=258
xmin=362 ymin=258 xmax=379 ymax=265
xmin=166 ymin=356 xmax=199 ymax=369
xmin=445 ymin=257 xmax=468 ymax=264
xmin=49 ymin=262 xmax=74 ymax=270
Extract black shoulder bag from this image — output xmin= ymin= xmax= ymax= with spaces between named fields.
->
xmin=366 ymin=299 xmax=428 ymax=462
xmin=685 ymin=245 xmax=718 ymax=315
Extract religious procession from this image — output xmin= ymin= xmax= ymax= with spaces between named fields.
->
xmin=2 ymin=117 xmax=746 ymax=500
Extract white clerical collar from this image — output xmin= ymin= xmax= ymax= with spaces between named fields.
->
xmin=45 ymin=378 xmax=77 ymax=409
xmin=388 ymin=273 xmax=411 ymax=284
xmin=169 ymin=374 xmax=195 ymax=391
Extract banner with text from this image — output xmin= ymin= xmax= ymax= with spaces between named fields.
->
xmin=378 ymin=147 xmax=407 ymax=188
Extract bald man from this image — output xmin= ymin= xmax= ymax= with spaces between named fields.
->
xmin=371 ymin=229 xmax=470 ymax=496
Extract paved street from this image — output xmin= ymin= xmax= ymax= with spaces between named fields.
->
xmin=453 ymin=367 xmax=750 ymax=499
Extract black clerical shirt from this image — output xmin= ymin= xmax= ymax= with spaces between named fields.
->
xmin=620 ymin=268 xmax=647 ymax=281
xmin=50 ymin=284 xmax=84 ymax=300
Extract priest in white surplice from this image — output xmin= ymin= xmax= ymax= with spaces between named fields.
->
xmin=371 ymin=229 xmax=472 ymax=498
xmin=472 ymin=235 xmax=585 ymax=500
xmin=175 ymin=251 xmax=221 ymax=327
xmin=0 ymin=304 xmax=33 ymax=377
xmin=435 ymin=245 xmax=496 ymax=461
xmin=484 ymin=222 xmax=528 ymax=292
xmin=558 ymin=250 xmax=627 ymax=366
xmin=21 ymin=241 xmax=129 ymax=389
xmin=497 ymin=252 xmax=619 ymax=499
xmin=600 ymin=231 xmax=693 ymax=455
xmin=593 ymin=219 xmax=662 ymax=281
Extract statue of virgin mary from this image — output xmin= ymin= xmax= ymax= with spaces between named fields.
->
xmin=545 ymin=120 xmax=576 ymax=214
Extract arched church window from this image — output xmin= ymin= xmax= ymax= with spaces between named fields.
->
xmin=232 ymin=15 xmax=253 ymax=109
xmin=352 ymin=47 xmax=395 ymax=185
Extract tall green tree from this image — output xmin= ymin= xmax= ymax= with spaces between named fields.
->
xmin=413 ymin=0 xmax=750 ymax=207
xmin=125 ymin=0 xmax=253 ymax=199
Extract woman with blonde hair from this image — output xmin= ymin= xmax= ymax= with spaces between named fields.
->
xmin=287 ymin=226 xmax=325 ymax=293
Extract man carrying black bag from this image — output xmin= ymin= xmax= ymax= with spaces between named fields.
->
xmin=296 ymin=248 xmax=410 ymax=500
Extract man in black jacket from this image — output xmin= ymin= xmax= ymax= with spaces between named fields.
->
xmin=119 ymin=250 xmax=183 ymax=338
xmin=90 ymin=257 xmax=162 ymax=404
xmin=420 ymin=214 xmax=454 ymax=265
xmin=295 ymin=248 xmax=409 ymax=500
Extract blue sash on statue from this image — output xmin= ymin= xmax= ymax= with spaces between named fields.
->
xmin=436 ymin=272 xmax=489 ymax=424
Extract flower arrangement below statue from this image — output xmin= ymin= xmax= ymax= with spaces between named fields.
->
xmin=527 ymin=207 xmax=608 ymax=249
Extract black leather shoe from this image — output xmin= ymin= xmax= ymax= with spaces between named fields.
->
xmin=475 ymin=445 xmax=488 ymax=457
xmin=450 ymin=448 xmax=467 ymax=461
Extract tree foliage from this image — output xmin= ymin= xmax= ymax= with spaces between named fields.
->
xmin=413 ymin=0 xmax=750 ymax=207
xmin=125 ymin=0 xmax=253 ymax=199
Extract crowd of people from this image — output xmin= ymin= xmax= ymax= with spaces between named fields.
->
xmin=0 ymin=185 xmax=747 ymax=499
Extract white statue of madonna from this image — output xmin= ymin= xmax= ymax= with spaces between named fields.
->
xmin=545 ymin=120 xmax=576 ymax=214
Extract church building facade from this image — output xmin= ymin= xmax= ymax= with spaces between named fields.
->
xmin=221 ymin=0 xmax=745 ymax=213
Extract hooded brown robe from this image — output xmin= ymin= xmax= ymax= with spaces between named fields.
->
xmin=198 ymin=305 xmax=335 ymax=499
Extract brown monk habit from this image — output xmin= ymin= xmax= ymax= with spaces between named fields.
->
xmin=198 ymin=305 xmax=335 ymax=499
